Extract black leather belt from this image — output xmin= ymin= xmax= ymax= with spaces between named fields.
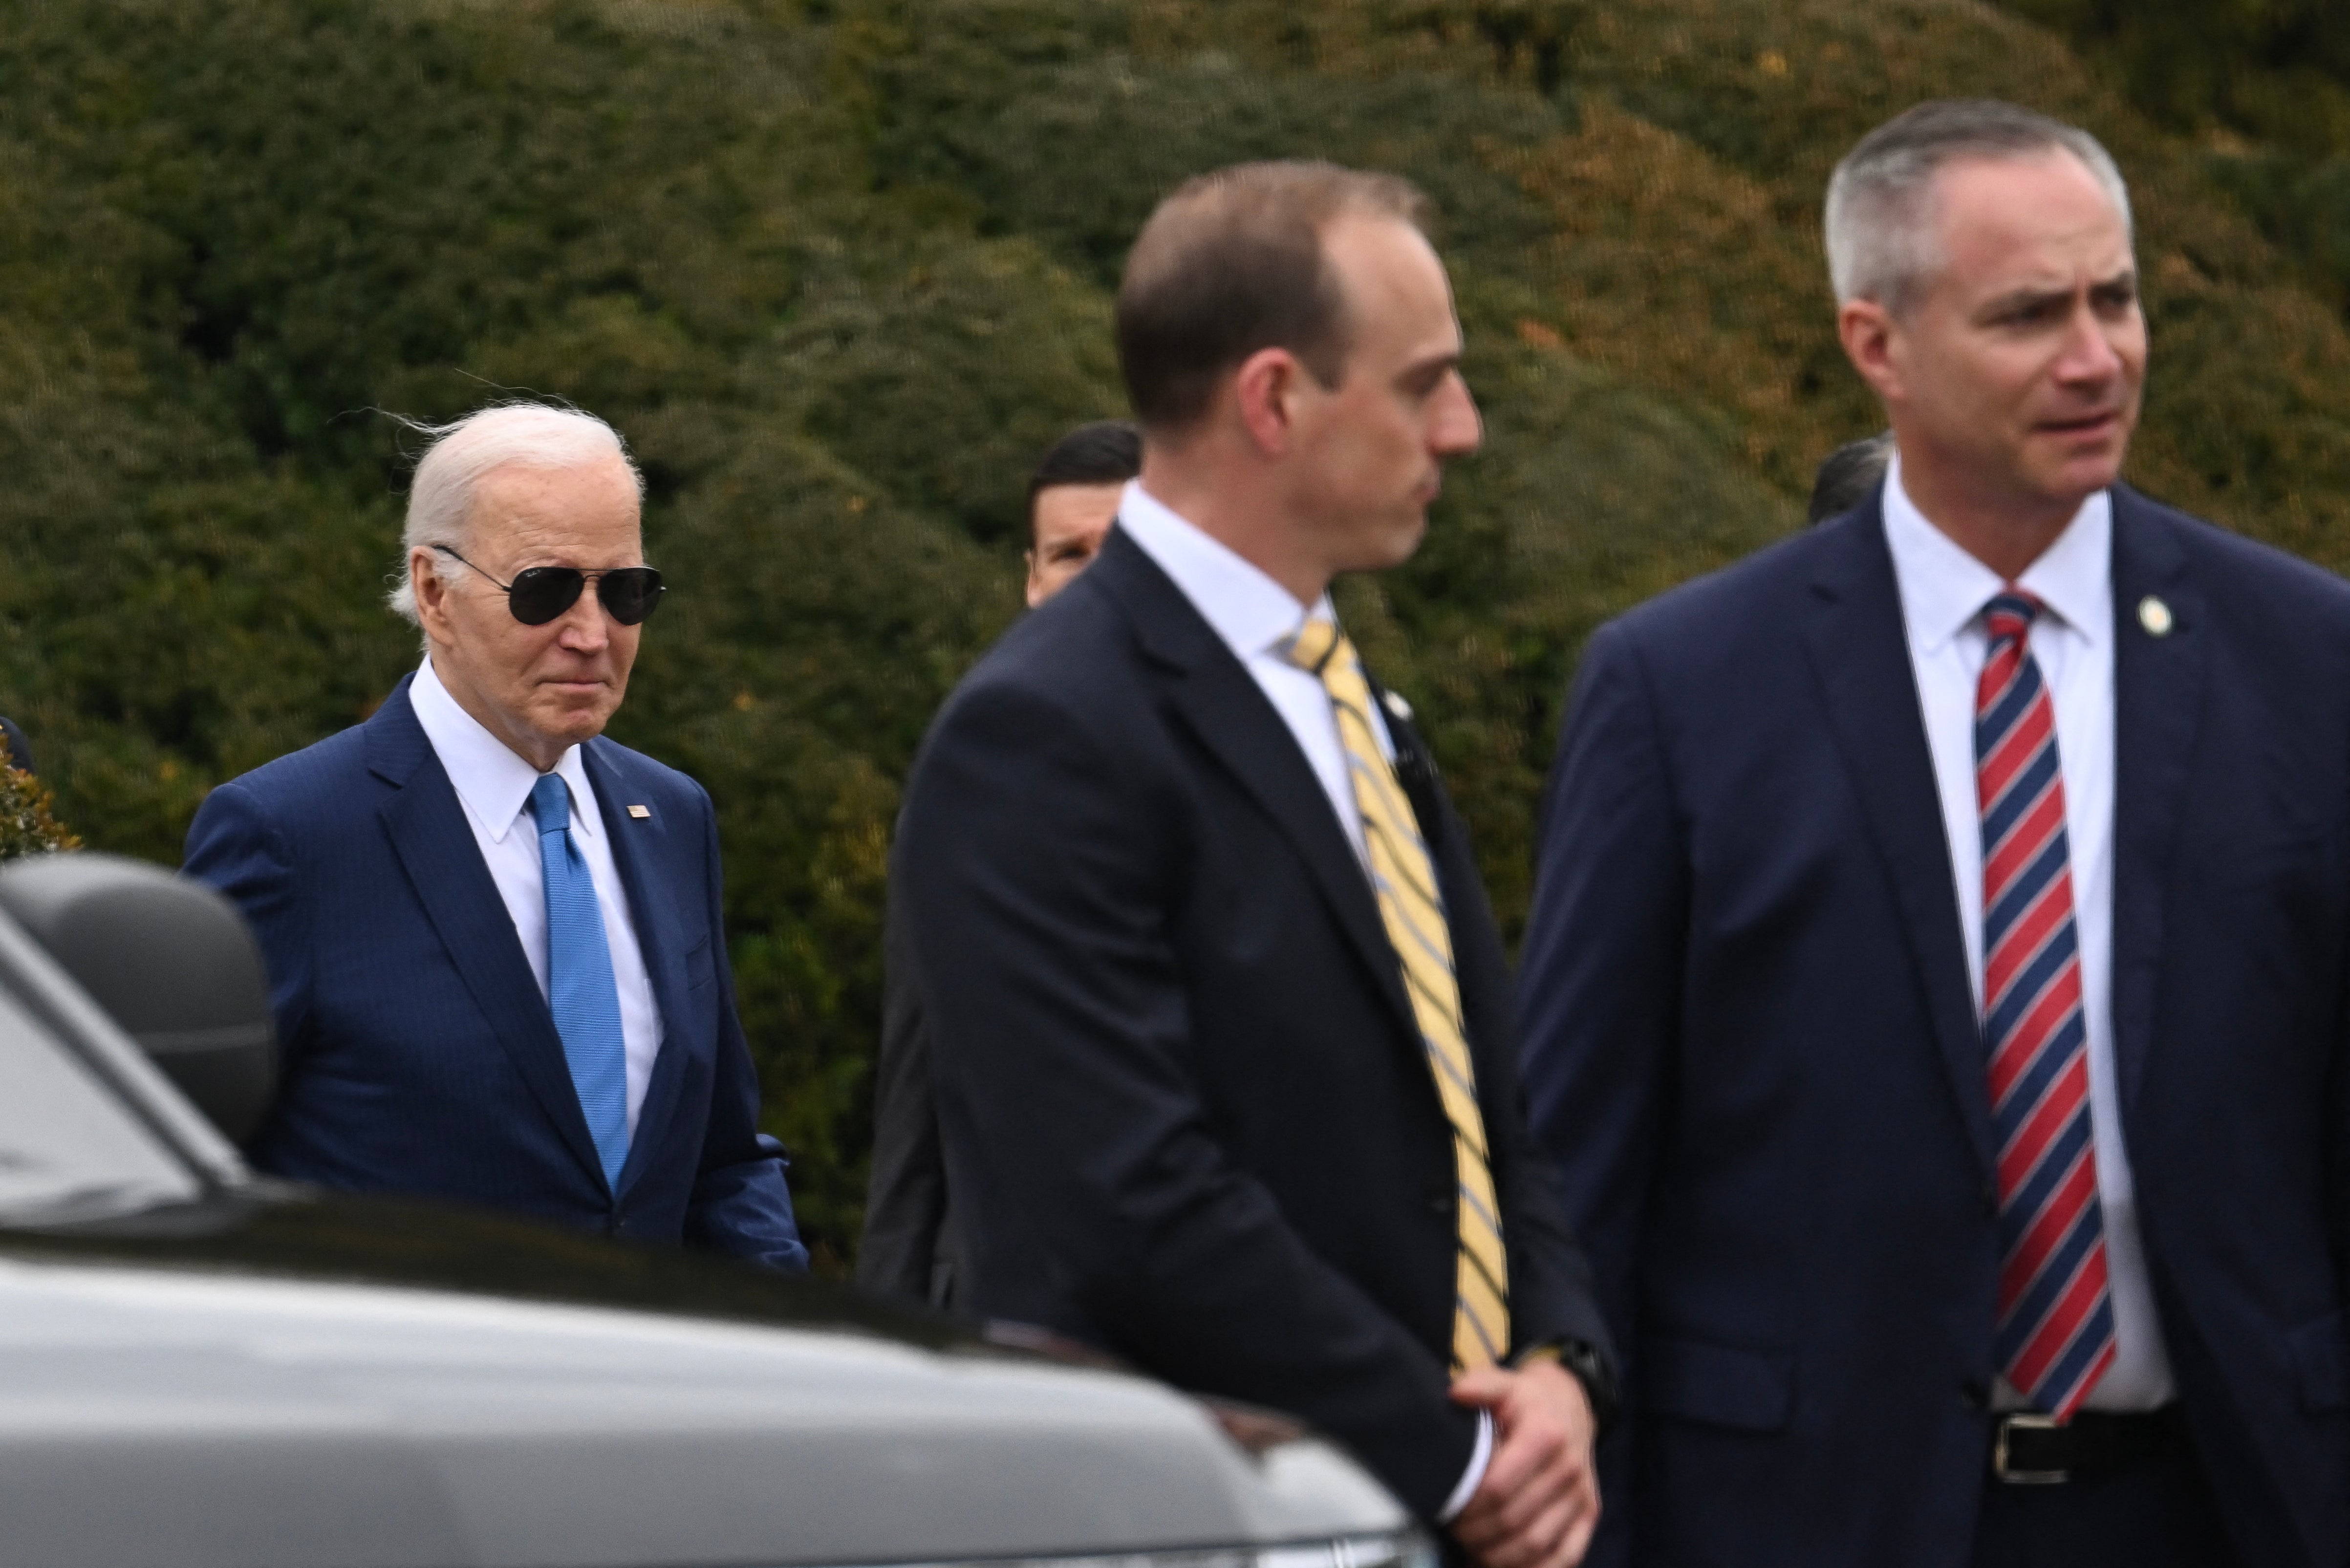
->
xmin=1990 ymin=1405 xmax=2188 ymax=1484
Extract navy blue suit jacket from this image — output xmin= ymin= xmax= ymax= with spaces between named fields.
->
xmin=183 ymin=676 xmax=807 ymax=1271
xmin=1519 ymin=488 xmax=2350 ymax=1567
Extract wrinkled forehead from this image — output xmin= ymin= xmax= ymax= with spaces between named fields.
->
xmin=1885 ymin=154 xmax=2130 ymax=324
xmin=1924 ymin=150 xmax=2134 ymax=270
xmin=468 ymin=457 xmax=643 ymax=548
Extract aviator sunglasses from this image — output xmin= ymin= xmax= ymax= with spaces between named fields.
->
xmin=434 ymin=545 xmax=665 ymax=626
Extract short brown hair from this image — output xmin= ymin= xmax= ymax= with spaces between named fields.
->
xmin=1115 ymin=161 xmax=1429 ymax=433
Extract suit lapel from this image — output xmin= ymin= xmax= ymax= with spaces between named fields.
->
xmin=1800 ymin=505 xmax=1996 ymax=1177
xmin=368 ymin=680 xmax=609 ymax=1193
xmin=2108 ymin=489 xmax=2204 ymax=1112
xmin=1087 ymin=529 xmax=1421 ymax=1036
xmin=584 ymin=741 xmax=693 ymax=1197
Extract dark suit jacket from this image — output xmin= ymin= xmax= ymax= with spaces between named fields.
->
xmin=895 ymin=527 xmax=1612 ymax=1520
xmin=855 ymin=897 xmax=972 ymax=1309
xmin=1518 ymin=486 xmax=2350 ymax=1567
xmin=860 ymin=650 xmax=1454 ymax=1318
xmin=183 ymin=675 xmax=808 ymax=1271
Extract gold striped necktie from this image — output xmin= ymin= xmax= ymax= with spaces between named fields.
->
xmin=1286 ymin=615 xmax=1510 ymax=1371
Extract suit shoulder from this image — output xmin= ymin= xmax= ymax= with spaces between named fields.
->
xmin=934 ymin=572 xmax=1145 ymax=730
xmin=204 ymin=722 xmax=374 ymax=830
xmin=1595 ymin=520 xmax=1827 ymax=666
xmin=2131 ymin=490 xmax=2350 ymax=619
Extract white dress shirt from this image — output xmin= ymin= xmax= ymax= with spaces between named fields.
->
xmin=1881 ymin=455 xmax=2175 ymax=1410
xmin=1118 ymin=482 xmax=1397 ymax=851
xmin=1118 ymin=483 xmax=1494 ymax=1514
xmin=409 ymin=655 xmax=664 ymax=1136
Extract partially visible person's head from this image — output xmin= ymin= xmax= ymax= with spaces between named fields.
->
xmin=1116 ymin=161 xmax=1482 ymax=596
xmin=394 ymin=403 xmax=651 ymax=770
xmin=1809 ymin=431 xmax=1895 ymax=524
xmin=1827 ymin=100 xmax=2143 ymax=526
xmin=1025 ymin=420 xmax=1142 ymax=608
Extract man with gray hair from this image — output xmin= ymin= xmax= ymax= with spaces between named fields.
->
xmin=1518 ymin=100 xmax=2350 ymax=1565
xmin=186 ymin=401 xmax=807 ymax=1270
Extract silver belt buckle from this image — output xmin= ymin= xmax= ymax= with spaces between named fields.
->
xmin=1992 ymin=1413 xmax=2068 ymax=1484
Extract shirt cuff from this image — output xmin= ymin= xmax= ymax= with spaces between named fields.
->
xmin=1436 ymin=1410 xmax=1494 ymax=1525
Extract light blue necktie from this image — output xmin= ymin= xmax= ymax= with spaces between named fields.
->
xmin=528 ymin=773 xmax=631 ymax=1189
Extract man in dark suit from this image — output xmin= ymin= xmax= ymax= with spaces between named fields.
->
xmin=1519 ymin=100 xmax=2348 ymax=1567
xmin=185 ymin=402 xmax=806 ymax=1271
xmin=896 ymin=162 xmax=1616 ymax=1568
xmin=860 ymin=418 xmax=1142 ymax=1310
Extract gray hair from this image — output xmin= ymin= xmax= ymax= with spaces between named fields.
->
xmin=387 ymin=402 xmax=644 ymax=624
xmin=1824 ymin=100 xmax=2133 ymax=315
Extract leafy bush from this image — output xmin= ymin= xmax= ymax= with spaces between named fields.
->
xmin=2 ymin=0 xmax=2347 ymax=1269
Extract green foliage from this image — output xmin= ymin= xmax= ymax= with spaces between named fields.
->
xmin=1998 ymin=0 xmax=2350 ymax=319
xmin=2 ymin=0 xmax=2349 ymax=1270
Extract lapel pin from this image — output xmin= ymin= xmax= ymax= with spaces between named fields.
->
xmin=626 ymin=804 xmax=651 ymax=820
xmin=1380 ymin=690 xmax=1414 ymax=722
xmin=2137 ymin=595 xmax=2174 ymax=638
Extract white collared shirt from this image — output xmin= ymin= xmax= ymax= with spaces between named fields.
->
xmin=1881 ymin=455 xmax=2175 ymax=1409
xmin=1116 ymin=481 xmax=1396 ymax=861
xmin=409 ymin=655 xmax=663 ymax=1136
xmin=1116 ymin=483 xmax=1499 ymax=1510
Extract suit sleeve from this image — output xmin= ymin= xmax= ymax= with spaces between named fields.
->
xmin=183 ymin=779 xmax=315 ymax=1114
xmin=681 ymin=784 xmax=810 ymax=1273
xmin=1514 ymin=620 xmax=1689 ymax=1560
xmin=899 ymin=678 xmax=1482 ymax=1522
xmin=856 ymin=897 xmax=952 ymax=1303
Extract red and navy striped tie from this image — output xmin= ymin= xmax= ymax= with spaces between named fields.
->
xmin=1978 ymin=589 xmax=2114 ymax=1420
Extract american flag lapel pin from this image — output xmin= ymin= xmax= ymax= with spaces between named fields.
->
xmin=627 ymin=804 xmax=651 ymax=820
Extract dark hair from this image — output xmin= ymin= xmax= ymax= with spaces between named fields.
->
xmin=1026 ymin=420 xmax=1143 ymax=531
xmin=1115 ymin=161 xmax=1430 ymax=433
xmin=1808 ymin=432 xmax=1895 ymax=524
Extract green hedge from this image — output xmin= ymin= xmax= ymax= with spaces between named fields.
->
xmin=1 ymin=0 xmax=2346 ymax=1269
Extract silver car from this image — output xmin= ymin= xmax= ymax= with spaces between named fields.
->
xmin=0 ymin=854 xmax=1429 ymax=1568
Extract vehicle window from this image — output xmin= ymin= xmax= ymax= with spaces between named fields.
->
xmin=0 ymin=984 xmax=199 ymax=1226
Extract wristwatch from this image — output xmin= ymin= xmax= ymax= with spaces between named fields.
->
xmin=1514 ymin=1337 xmax=1622 ymax=1436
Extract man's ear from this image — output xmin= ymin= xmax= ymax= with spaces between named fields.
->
xmin=1232 ymin=346 xmax=1303 ymax=457
xmin=1838 ymin=299 xmax=1907 ymax=404
xmin=411 ymin=548 xmax=455 ymax=643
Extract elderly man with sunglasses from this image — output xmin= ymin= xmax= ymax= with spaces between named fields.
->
xmin=185 ymin=402 xmax=807 ymax=1270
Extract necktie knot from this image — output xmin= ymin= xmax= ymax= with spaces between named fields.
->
xmin=1285 ymin=615 xmax=1344 ymax=677
xmin=528 ymin=772 xmax=571 ymax=838
xmin=1983 ymin=588 xmax=2042 ymax=649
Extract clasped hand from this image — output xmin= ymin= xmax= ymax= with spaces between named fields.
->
xmin=1448 ymin=1358 xmax=1601 ymax=1568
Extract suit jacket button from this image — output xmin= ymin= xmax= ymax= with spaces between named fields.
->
xmin=1427 ymin=1194 xmax=1453 ymax=1217
xmin=1959 ymin=1378 xmax=1989 ymax=1411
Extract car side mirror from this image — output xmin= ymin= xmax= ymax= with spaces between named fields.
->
xmin=0 ymin=852 xmax=277 ymax=1144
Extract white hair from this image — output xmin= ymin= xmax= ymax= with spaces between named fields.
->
xmin=1824 ymin=99 xmax=2134 ymax=315
xmin=386 ymin=402 xmax=644 ymax=624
